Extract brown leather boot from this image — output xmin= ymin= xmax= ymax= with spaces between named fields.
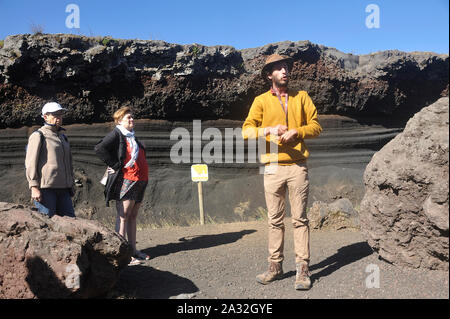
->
xmin=295 ymin=261 xmax=311 ymax=290
xmin=256 ymin=261 xmax=283 ymax=285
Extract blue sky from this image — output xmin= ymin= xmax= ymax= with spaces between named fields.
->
xmin=0 ymin=0 xmax=448 ymax=54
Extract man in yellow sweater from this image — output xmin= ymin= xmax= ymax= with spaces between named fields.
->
xmin=242 ymin=54 xmax=322 ymax=290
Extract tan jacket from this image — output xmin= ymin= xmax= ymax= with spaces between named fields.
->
xmin=25 ymin=125 xmax=74 ymax=189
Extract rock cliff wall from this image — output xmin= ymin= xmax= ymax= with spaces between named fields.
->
xmin=0 ymin=115 xmax=397 ymax=227
xmin=0 ymin=34 xmax=448 ymax=229
xmin=0 ymin=34 xmax=448 ymax=128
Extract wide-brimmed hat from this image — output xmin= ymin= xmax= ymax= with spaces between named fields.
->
xmin=261 ymin=54 xmax=294 ymax=79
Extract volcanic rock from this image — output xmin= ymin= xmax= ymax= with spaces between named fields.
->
xmin=308 ymin=198 xmax=359 ymax=230
xmin=0 ymin=34 xmax=448 ymax=128
xmin=360 ymin=97 xmax=449 ymax=270
xmin=0 ymin=202 xmax=132 ymax=298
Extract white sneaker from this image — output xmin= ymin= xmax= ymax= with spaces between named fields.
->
xmin=135 ymin=250 xmax=150 ymax=260
xmin=128 ymin=257 xmax=142 ymax=266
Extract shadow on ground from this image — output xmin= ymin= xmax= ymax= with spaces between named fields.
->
xmin=142 ymin=229 xmax=257 ymax=259
xmin=311 ymin=241 xmax=373 ymax=281
xmin=115 ymin=230 xmax=256 ymax=298
xmin=115 ymin=265 xmax=199 ymax=299
xmin=283 ymin=241 xmax=374 ymax=282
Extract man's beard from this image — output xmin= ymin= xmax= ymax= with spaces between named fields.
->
xmin=273 ymin=77 xmax=288 ymax=89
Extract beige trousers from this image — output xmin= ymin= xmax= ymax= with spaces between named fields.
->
xmin=263 ymin=163 xmax=310 ymax=264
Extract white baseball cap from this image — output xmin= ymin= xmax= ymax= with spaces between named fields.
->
xmin=42 ymin=102 xmax=67 ymax=116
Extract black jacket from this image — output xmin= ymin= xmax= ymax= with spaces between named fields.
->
xmin=94 ymin=127 xmax=145 ymax=206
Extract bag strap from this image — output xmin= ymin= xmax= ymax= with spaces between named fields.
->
xmin=60 ymin=133 xmax=68 ymax=143
xmin=38 ymin=129 xmax=45 ymax=156
xmin=33 ymin=129 xmax=45 ymax=152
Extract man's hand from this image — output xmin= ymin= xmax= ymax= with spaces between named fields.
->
xmin=31 ymin=186 xmax=41 ymax=202
xmin=279 ymin=129 xmax=298 ymax=143
xmin=265 ymin=125 xmax=288 ymax=136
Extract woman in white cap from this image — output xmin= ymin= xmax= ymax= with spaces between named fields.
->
xmin=25 ymin=102 xmax=75 ymax=217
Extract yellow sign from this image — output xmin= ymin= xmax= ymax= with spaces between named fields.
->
xmin=191 ymin=164 xmax=208 ymax=182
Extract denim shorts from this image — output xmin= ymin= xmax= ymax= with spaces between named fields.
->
xmin=34 ymin=188 xmax=75 ymax=218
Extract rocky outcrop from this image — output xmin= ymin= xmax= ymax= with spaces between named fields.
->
xmin=0 ymin=202 xmax=132 ymax=298
xmin=360 ymin=97 xmax=449 ymax=270
xmin=308 ymin=198 xmax=360 ymax=230
xmin=0 ymin=34 xmax=448 ymax=128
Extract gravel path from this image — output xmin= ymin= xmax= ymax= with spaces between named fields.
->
xmin=113 ymin=220 xmax=449 ymax=299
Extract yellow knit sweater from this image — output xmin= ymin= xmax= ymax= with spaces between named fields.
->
xmin=242 ymin=89 xmax=322 ymax=164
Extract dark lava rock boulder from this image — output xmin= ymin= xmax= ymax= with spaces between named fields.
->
xmin=0 ymin=202 xmax=132 ymax=298
xmin=360 ymin=97 xmax=449 ymax=270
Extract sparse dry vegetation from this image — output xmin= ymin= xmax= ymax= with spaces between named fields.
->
xmin=30 ymin=22 xmax=44 ymax=35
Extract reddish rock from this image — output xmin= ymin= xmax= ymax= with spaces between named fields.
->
xmin=0 ymin=202 xmax=132 ymax=298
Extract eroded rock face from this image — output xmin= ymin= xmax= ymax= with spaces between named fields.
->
xmin=0 ymin=34 xmax=448 ymax=128
xmin=360 ymin=97 xmax=449 ymax=270
xmin=0 ymin=202 xmax=132 ymax=298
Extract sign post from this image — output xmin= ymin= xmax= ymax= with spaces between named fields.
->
xmin=197 ymin=181 xmax=204 ymax=225
xmin=191 ymin=164 xmax=208 ymax=225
